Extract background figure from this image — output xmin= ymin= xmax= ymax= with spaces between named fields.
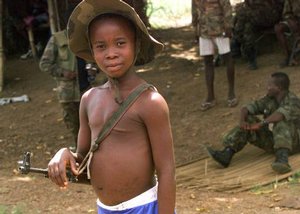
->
xmin=274 ymin=0 xmax=300 ymax=67
xmin=197 ymin=0 xmax=237 ymax=111
xmin=21 ymin=0 xmax=50 ymax=59
xmin=5 ymin=0 xmax=50 ymax=57
xmin=39 ymin=29 xmax=82 ymax=150
xmin=232 ymin=0 xmax=284 ymax=70
xmin=207 ymin=72 xmax=300 ymax=174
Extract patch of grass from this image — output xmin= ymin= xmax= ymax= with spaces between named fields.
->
xmin=288 ymin=171 xmax=300 ymax=185
xmin=0 ymin=204 xmax=26 ymax=214
xmin=0 ymin=205 xmax=8 ymax=214
xmin=250 ymin=183 xmax=274 ymax=194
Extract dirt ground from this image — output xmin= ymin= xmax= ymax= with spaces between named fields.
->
xmin=1 ymin=25 xmax=300 ymax=213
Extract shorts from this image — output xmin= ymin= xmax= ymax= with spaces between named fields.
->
xmin=199 ymin=37 xmax=231 ymax=56
xmin=279 ymin=21 xmax=293 ymax=36
xmin=97 ymin=184 xmax=158 ymax=214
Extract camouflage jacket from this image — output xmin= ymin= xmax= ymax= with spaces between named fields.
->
xmin=246 ymin=92 xmax=300 ymax=129
xmin=282 ymin=0 xmax=300 ymax=20
xmin=234 ymin=0 xmax=284 ymax=28
xmin=197 ymin=0 xmax=233 ymax=38
xmin=39 ymin=30 xmax=80 ymax=103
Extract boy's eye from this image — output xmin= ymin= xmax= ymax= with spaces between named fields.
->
xmin=117 ymin=41 xmax=126 ymax=46
xmin=94 ymin=43 xmax=105 ymax=49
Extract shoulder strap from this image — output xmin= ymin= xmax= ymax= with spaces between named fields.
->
xmin=93 ymin=83 xmax=154 ymax=149
xmin=77 ymin=83 xmax=155 ymax=178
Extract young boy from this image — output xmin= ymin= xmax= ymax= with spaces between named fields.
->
xmin=197 ymin=0 xmax=238 ymax=111
xmin=47 ymin=0 xmax=176 ymax=213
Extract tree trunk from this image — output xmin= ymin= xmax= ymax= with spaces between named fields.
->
xmin=47 ymin=0 xmax=57 ymax=34
xmin=0 ymin=0 xmax=4 ymax=92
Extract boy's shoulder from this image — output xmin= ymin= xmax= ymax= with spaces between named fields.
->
xmin=137 ymin=86 xmax=169 ymax=111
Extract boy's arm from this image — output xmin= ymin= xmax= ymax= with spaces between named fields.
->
xmin=48 ymin=92 xmax=92 ymax=187
xmin=76 ymin=91 xmax=92 ymax=160
xmin=141 ymin=91 xmax=176 ymax=214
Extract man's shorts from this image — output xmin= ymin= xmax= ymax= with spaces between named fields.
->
xmin=97 ymin=184 xmax=159 ymax=214
xmin=199 ymin=37 xmax=231 ymax=56
xmin=279 ymin=20 xmax=294 ymax=36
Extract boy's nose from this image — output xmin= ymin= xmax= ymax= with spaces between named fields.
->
xmin=105 ymin=47 xmax=118 ymax=59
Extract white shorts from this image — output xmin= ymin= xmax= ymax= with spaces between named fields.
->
xmin=199 ymin=37 xmax=231 ymax=56
xmin=97 ymin=183 xmax=158 ymax=211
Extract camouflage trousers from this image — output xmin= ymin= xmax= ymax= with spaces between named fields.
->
xmin=222 ymin=116 xmax=300 ymax=154
xmin=61 ymin=102 xmax=80 ymax=147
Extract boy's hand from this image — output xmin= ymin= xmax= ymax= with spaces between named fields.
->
xmin=48 ymin=148 xmax=78 ymax=188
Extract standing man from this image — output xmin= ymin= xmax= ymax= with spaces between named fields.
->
xmin=207 ymin=72 xmax=300 ymax=174
xmin=39 ymin=29 xmax=82 ymax=150
xmin=274 ymin=0 xmax=300 ymax=67
xmin=197 ymin=0 xmax=237 ymax=111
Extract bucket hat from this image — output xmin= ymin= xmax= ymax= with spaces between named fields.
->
xmin=67 ymin=0 xmax=163 ymax=65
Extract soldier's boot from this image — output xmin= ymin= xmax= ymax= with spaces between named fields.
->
xmin=248 ymin=58 xmax=258 ymax=70
xmin=206 ymin=147 xmax=235 ymax=168
xmin=245 ymin=48 xmax=258 ymax=70
xmin=271 ymin=148 xmax=291 ymax=174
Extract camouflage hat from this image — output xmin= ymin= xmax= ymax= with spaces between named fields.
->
xmin=67 ymin=0 xmax=163 ymax=65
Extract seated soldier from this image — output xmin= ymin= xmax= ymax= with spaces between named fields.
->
xmin=274 ymin=0 xmax=300 ymax=67
xmin=207 ymin=72 xmax=300 ymax=174
xmin=232 ymin=0 xmax=284 ymax=70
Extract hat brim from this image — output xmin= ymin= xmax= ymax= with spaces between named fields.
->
xmin=67 ymin=0 xmax=163 ymax=65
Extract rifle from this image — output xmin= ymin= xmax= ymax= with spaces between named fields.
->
xmin=18 ymin=152 xmax=90 ymax=184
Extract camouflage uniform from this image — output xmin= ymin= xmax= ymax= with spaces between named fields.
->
xmin=222 ymin=92 xmax=300 ymax=154
xmin=233 ymin=0 xmax=284 ymax=68
xmin=39 ymin=29 xmax=80 ymax=146
xmin=197 ymin=0 xmax=233 ymax=39
xmin=282 ymin=0 xmax=300 ymax=20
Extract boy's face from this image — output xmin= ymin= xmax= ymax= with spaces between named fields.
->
xmin=89 ymin=16 xmax=136 ymax=78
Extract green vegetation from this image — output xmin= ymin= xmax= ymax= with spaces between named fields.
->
xmin=0 ymin=204 xmax=25 ymax=214
xmin=288 ymin=171 xmax=300 ymax=185
xmin=148 ymin=0 xmax=191 ymax=28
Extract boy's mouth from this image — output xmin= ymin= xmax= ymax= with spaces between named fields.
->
xmin=106 ymin=63 xmax=123 ymax=71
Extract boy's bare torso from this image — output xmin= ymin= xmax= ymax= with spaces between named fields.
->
xmin=83 ymin=82 xmax=156 ymax=205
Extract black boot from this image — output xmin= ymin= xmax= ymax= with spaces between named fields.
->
xmin=245 ymin=47 xmax=258 ymax=70
xmin=206 ymin=147 xmax=235 ymax=168
xmin=248 ymin=59 xmax=258 ymax=70
xmin=271 ymin=148 xmax=291 ymax=174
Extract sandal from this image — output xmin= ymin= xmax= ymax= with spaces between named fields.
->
xmin=200 ymin=100 xmax=216 ymax=111
xmin=227 ymin=97 xmax=238 ymax=108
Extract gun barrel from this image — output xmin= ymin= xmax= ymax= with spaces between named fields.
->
xmin=29 ymin=167 xmax=48 ymax=175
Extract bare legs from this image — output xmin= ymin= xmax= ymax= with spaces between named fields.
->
xmin=202 ymin=52 xmax=236 ymax=109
